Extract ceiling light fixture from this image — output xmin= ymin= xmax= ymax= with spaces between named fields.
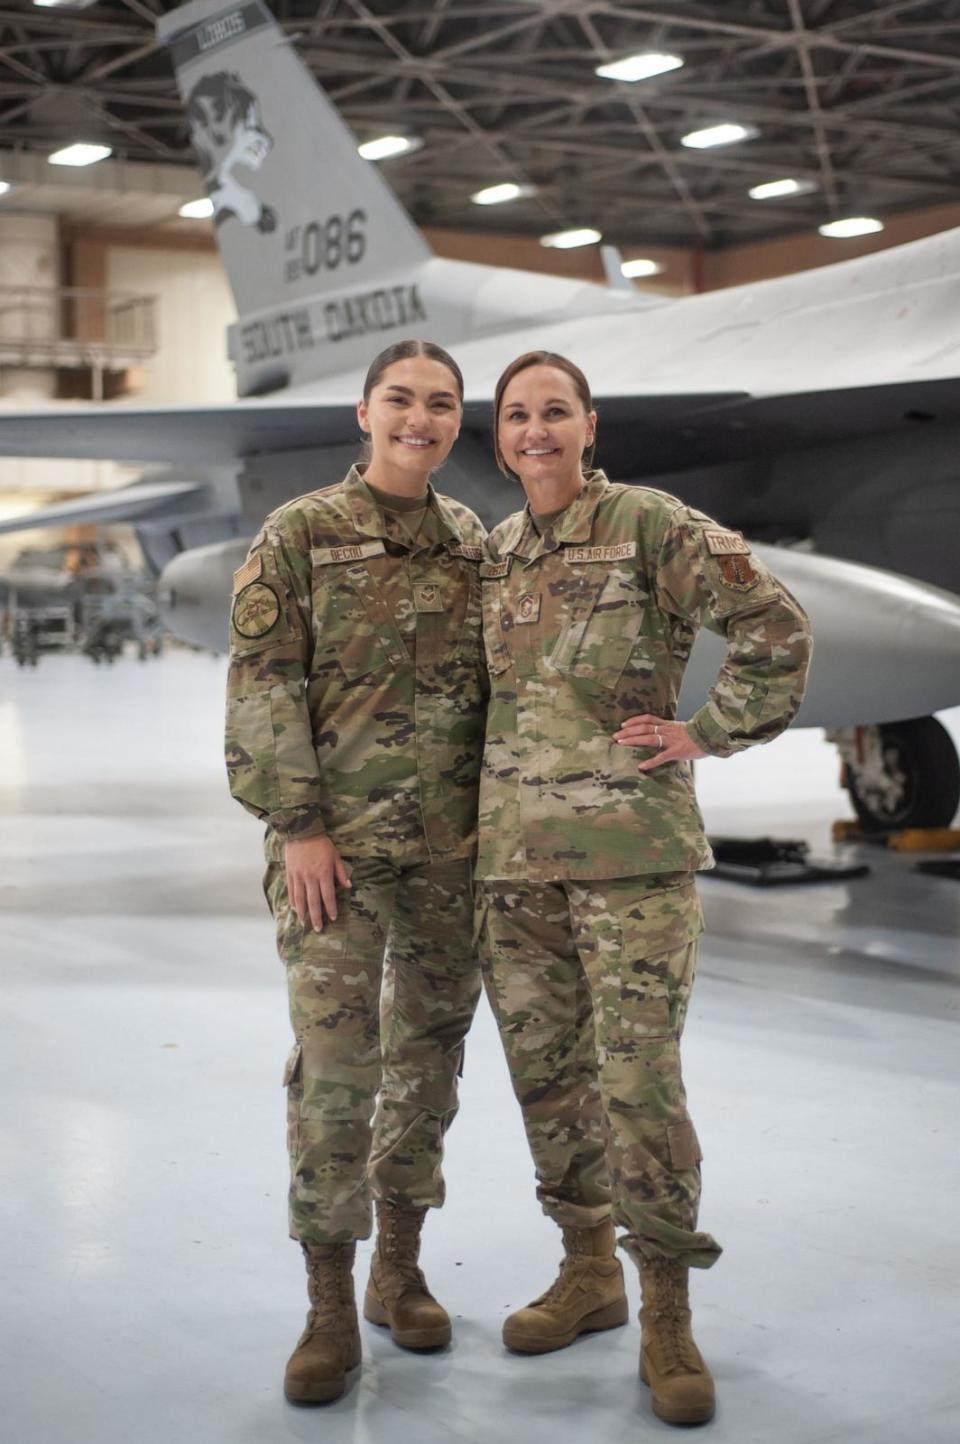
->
xmin=595 ymin=52 xmax=684 ymax=83
xmin=749 ymin=177 xmax=817 ymax=200
xmin=540 ymin=227 xmax=602 ymax=250
xmin=818 ymin=216 xmax=884 ymax=238
xmin=179 ymin=198 xmax=215 ymax=219
xmin=358 ymin=135 xmax=422 ymax=161
xmin=471 ymin=182 xmax=536 ymax=206
xmin=0 ymin=181 xmax=12 ymax=197
xmin=681 ymin=123 xmax=757 ymax=150
xmin=48 ymin=142 xmax=112 ymax=167
xmin=620 ymin=258 xmax=663 ymax=278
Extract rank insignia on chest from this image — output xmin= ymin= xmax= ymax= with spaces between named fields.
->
xmin=717 ymin=554 xmax=759 ymax=590
xmin=232 ymin=581 xmax=281 ymax=638
xmin=413 ymin=581 xmax=446 ymax=613
xmin=515 ymin=593 xmax=541 ymax=624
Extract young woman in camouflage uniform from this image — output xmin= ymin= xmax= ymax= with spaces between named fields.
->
xmin=225 ymin=340 xmax=486 ymax=1404
xmin=476 ymin=351 xmax=812 ymax=1426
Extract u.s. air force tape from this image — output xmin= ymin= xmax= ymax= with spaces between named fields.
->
xmin=232 ymin=581 xmax=280 ymax=639
xmin=563 ymin=542 xmax=637 ymax=564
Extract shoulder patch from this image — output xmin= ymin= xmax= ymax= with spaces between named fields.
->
xmin=717 ymin=554 xmax=760 ymax=591
xmin=564 ymin=542 xmax=637 ymax=564
xmin=232 ymin=553 xmax=262 ymax=594
xmin=448 ymin=542 xmax=484 ymax=562
xmin=704 ymin=529 xmax=750 ymax=557
xmin=311 ymin=540 xmax=386 ymax=566
xmin=479 ymin=558 xmax=511 ymax=579
xmin=232 ymin=581 xmax=281 ymax=639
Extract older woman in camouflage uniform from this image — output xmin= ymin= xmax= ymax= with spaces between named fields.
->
xmin=225 ymin=340 xmax=486 ymax=1404
xmin=477 ymin=351 xmax=812 ymax=1426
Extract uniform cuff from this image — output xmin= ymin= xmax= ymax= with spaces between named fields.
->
xmin=686 ymin=708 xmax=737 ymax=758
xmin=266 ymin=806 xmax=328 ymax=840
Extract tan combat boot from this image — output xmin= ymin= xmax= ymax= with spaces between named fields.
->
xmin=639 ymin=1258 xmax=715 ymax=1425
xmin=502 ymin=1220 xmax=629 ymax=1354
xmin=283 ymin=1241 xmax=361 ymax=1404
xmin=363 ymin=1202 xmax=452 ymax=1349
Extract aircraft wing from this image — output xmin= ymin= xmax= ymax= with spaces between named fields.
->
xmin=0 ymin=398 xmax=361 ymax=464
xmin=0 ymin=480 xmax=208 ymax=536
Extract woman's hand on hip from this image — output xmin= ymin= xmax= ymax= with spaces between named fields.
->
xmin=285 ymin=835 xmax=352 ymax=931
xmin=613 ymin=713 xmax=708 ymax=771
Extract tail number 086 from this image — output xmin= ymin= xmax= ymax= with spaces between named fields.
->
xmin=300 ymin=210 xmax=366 ymax=275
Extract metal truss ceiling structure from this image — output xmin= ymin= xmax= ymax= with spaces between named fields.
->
xmin=4 ymin=1 xmax=960 ymax=248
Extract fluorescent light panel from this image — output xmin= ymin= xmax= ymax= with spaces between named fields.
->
xmin=595 ymin=52 xmax=683 ymax=83
xmin=540 ymin=227 xmax=602 ymax=250
xmin=749 ymin=177 xmax=817 ymax=200
xmin=819 ymin=216 xmax=884 ymax=238
xmin=0 ymin=181 xmax=11 ymax=196
xmin=621 ymin=258 xmax=662 ymax=278
xmin=358 ymin=135 xmax=421 ymax=161
xmin=179 ymin=198 xmax=215 ymax=219
xmin=471 ymin=182 xmax=535 ymax=206
xmin=681 ymin=123 xmax=756 ymax=149
xmin=48 ymin=142 xmax=112 ymax=167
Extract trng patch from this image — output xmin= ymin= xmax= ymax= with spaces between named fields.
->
xmin=704 ymin=529 xmax=750 ymax=556
xmin=233 ymin=581 xmax=281 ymax=638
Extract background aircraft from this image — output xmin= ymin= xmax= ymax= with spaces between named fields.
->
xmin=1 ymin=0 xmax=959 ymax=834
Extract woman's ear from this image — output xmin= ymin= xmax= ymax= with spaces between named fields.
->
xmin=356 ymin=398 xmax=369 ymax=433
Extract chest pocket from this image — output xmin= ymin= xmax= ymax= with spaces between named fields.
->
xmin=311 ymin=553 xmax=408 ymax=682
xmin=550 ymin=563 xmax=645 ymax=689
xmin=480 ymin=579 xmax=513 ymax=677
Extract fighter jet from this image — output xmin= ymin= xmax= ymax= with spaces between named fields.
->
xmin=1 ymin=0 xmax=959 ymax=834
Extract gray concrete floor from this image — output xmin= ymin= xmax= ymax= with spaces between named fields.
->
xmin=1 ymin=651 xmax=958 ymax=1444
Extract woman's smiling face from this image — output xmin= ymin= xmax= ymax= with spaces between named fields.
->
xmin=497 ymin=364 xmax=596 ymax=498
xmin=357 ymin=355 xmax=462 ymax=480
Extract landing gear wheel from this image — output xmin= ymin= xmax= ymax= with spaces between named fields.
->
xmin=843 ymin=717 xmax=960 ymax=832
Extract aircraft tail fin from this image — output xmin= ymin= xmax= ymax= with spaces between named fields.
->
xmin=157 ymin=1 xmax=430 ymax=329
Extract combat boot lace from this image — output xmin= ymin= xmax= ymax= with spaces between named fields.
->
xmin=283 ymin=1241 xmax=361 ymax=1404
xmin=502 ymin=1219 xmax=629 ymax=1354
xmin=363 ymin=1202 xmax=452 ymax=1349
xmin=639 ymin=1258 xmax=715 ymax=1425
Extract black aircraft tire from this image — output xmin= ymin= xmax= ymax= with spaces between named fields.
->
xmin=846 ymin=717 xmax=960 ymax=832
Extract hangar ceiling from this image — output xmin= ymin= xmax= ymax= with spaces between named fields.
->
xmin=3 ymin=0 xmax=960 ymax=248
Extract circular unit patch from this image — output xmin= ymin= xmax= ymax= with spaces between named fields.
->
xmin=233 ymin=581 xmax=281 ymax=639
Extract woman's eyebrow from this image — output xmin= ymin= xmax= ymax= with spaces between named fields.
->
xmin=383 ymin=385 xmax=457 ymax=401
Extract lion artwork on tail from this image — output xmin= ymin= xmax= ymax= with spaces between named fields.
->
xmin=185 ymin=72 xmax=277 ymax=233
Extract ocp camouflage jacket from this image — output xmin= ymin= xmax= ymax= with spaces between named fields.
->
xmin=225 ymin=466 xmax=487 ymax=864
xmin=477 ymin=471 xmax=812 ymax=882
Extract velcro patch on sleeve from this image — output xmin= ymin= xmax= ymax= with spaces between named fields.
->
xmin=479 ymin=558 xmax=511 ymax=579
xmin=564 ymin=542 xmax=637 ymax=564
xmin=717 ymin=554 xmax=760 ymax=590
xmin=232 ymin=553 xmax=263 ymax=594
xmin=311 ymin=540 xmax=386 ymax=565
xmin=448 ymin=542 xmax=484 ymax=562
xmin=232 ymin=581 xmax=281 ymax=639
xmin=704 ymin=529 xmax=750 ymax=556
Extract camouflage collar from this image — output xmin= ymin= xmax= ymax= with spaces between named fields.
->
xmin=344 ymin=464 xmax=462 ymax=550
xmin=500 ymin=470 xmax=610 ymax=561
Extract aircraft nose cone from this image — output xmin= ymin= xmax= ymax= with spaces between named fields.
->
xmin=158 ymin=538 xmax=249 ymax=652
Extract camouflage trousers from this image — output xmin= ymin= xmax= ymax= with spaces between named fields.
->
xmin=477 ymin=873 xmax=721 ymax=1270
xmin=265 ymin=853 xmax=481 ymax=1245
